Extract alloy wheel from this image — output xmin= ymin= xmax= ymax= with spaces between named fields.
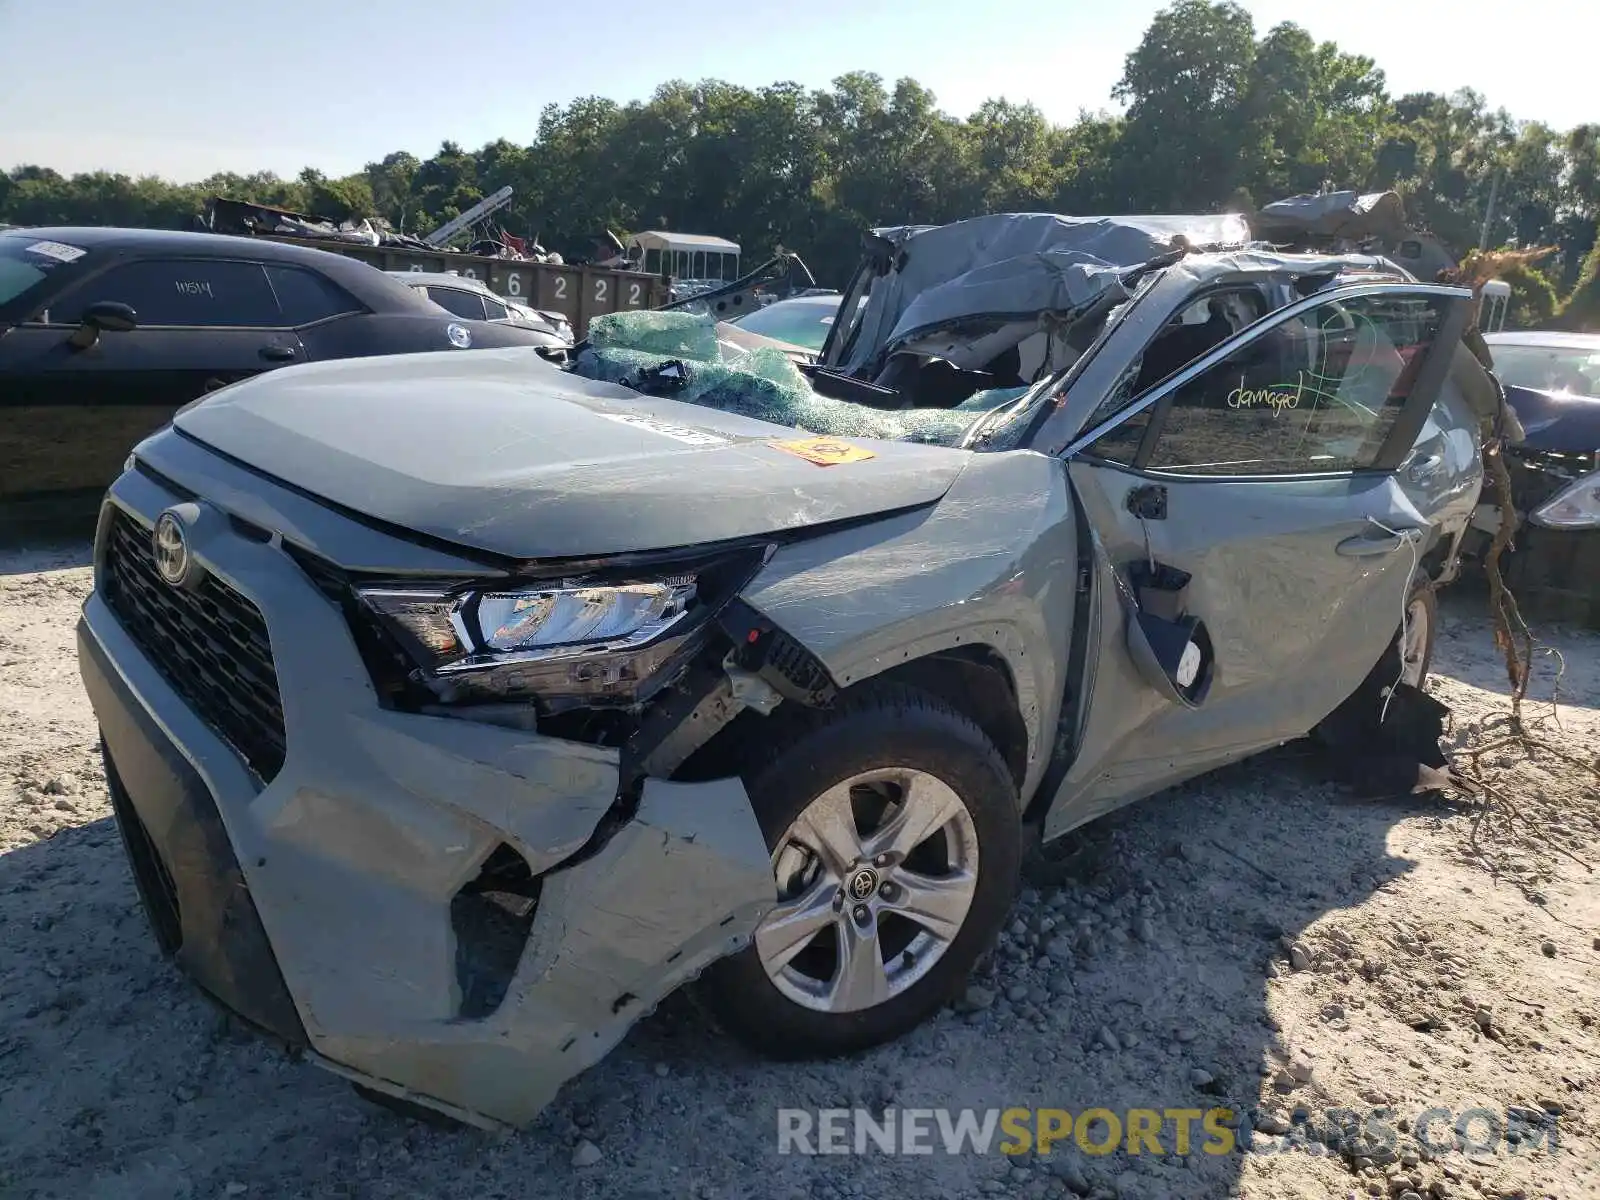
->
xmin=754 ymin=767 xmax=979 ymax=1014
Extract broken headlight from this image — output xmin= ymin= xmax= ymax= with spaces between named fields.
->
xmin=1529 ymin=469 xmax=1600 ymax=530
xmin=476 ymin=580 xmax=695 ymax=653
xmin=353 ymin=551 xmax=763 ymax=712
xmin=359 ymin=578 xmax=695 ymax=670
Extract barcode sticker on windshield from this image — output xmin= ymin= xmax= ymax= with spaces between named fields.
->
xmin=25 ymin=241 xmax=87 ymax=263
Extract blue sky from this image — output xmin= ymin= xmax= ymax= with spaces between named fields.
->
xmin=0 ymin=0 xmax=1585 ymax=181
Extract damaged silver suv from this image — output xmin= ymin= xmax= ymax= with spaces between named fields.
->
xmin=77 ymin=210 xmax=1504 ymax=1130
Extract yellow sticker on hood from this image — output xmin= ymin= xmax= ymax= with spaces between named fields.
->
xmin=769 ymin=437 xmax=877 ymax=466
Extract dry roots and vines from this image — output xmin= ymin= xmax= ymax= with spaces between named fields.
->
xmin=1436 ymin=251 xmax=1599 ymax=878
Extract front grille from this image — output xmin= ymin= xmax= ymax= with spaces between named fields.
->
xmin=102 ymin=510 xmax=288 ymax=783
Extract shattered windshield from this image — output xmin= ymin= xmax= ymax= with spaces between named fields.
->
xmin=572 ymin=310 xmax=1026 ymax=448
xmin=569 ymin=256 xmax=1170 ymax=455
xmin=962 ymin=377 xmax=1063 ymax=451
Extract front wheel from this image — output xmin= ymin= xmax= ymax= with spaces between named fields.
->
xmin=1400 ymin=578 xmax=1438 ymax=688
xmin=693 ymin=685 xmax=1022 ymax=1060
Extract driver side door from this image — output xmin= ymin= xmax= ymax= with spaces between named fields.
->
xmin=0 ymin=257 xmax=301 ymax=509
xmin=1041 ymin=283 xmax=1473 ymax=838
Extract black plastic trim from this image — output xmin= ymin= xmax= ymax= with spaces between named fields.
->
xmin=80 ymin=620 xmax=308 ymax=1051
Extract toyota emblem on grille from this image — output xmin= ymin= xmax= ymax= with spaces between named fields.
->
xmin=152 ymin=512 xmax=191 ymax=586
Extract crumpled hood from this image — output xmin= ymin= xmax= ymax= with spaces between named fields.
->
xmin=174 ymin=349 xmax=969 ymax=560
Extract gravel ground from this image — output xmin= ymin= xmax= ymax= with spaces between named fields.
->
xmin=1 ymin=541 xmax=1597 ymax=1200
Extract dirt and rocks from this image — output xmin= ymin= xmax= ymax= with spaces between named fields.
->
xmin=1 ymin=541 xmax=1597 ymax=1200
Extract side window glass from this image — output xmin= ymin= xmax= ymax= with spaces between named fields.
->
xmin=51 ymin=259 xmax=280 ymax=327
xmin=1083 ymin=288 xmax=1266 ymax=432
xmin=264 ymin=266 xmax=362 ymax=325
xmin=482 ymin=296 xmax=509 ymax=321
xmin=1093 ymin=292 xmax=1447 ymax=476
xmin=1128 ymin=291 xmax=1268 ymax=398
xmin=1083 ymin=365 xmax=1142 ymax=432
xmin=1086 ymin=405 xmax=1151 ymax=466
xmin=429 ymin=287 xmax=487 ymax=321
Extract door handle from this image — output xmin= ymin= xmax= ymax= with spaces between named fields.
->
xmin=259 ymin=345 xmax=297 ymax=362
xmin=1406 ymin=452 xmax=1444 ymax=482
xmin=1336 ymin=528 xmax=1425 ymax=557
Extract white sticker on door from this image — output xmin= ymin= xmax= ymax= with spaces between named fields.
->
xmin=594 ymin=411 xmax=729 ymax=447
xmin=25 ymin=240 xmax=87 ymax=263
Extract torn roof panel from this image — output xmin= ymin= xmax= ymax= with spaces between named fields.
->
xmin=1165 ymin=248 xmax=1412 ymax=289
xmin=841 ymin=211 xmax=1252 ymax=375
xmin=886 ymin=252 xmax=1128 ymax=352
xmin=1252 ymin=190 xmax=1407 ymax=243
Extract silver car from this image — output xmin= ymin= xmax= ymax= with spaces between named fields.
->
xmin=78 ymin=211 xmax=1500 ymax=1130
xmin=390 ymin=270 xmax=573 ymax=345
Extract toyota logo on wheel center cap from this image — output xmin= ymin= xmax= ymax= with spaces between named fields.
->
xmin=847 ymin=867 xmax=879 ymax=901
xmin=152 ymin=511 xmax=191 ymax=586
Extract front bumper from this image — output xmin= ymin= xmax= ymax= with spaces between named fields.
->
xmin=78 ymin=462 xmax=774 ymax=1128
xmin=1498 ymin=523 xmax=1600 ymax=626
xmin=1464 ymin=511 xmax=1600 ymax=626
xmin=1466 ymin=448 xmax=1600 ymax=628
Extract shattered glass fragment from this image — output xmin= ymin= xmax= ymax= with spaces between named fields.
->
xmin=570 ymin=310 xmax=1021 ymax=450
xmin=587 ymin=310 xmax=721 ymax=361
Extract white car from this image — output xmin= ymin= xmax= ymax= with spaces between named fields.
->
xmin=389 ymin=271 xmax=573 ymax=345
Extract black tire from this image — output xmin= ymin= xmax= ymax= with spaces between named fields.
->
xmin=1402 ymin=577 xmax=1438 ymax=687
xmin=1312 ymin=575 xmax=1440 ymax=750
xmin=693 ymin=683 xmax=1022 ymax=1061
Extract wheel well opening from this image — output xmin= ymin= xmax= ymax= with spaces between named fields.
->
xmin=1419 ymin=539 xmax=1452 ymax=584
xmin=868 ymin=647 xmax=1029 ymax=790
xmin=672 ymin=645 xmax=1030 ymax=792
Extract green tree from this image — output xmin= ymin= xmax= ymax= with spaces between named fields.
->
xmin=6 ymin=6 xmax=1600 ymax=298
xmin=1112 ymin=0 xmax=1259 ymax=209
xmin=1497 ymin=259 xmax=1560 ymax=328
xmin=299 ymin=169 xmax=375 ymax=222
xmin=965 ymin=99 xmax=1059 ymax=213
xmin=1240 ymin=23 xmax=1389 ymax=198
xmin=364 ymin=151 xmax=420 ymax=232
xmin=412 ymin=140 xmax=483 ymax=237
xmin=1557 ymin=240 xmax=1600 ymax=331
xmin=1379 ymin=90 xmax=1516 ymax=252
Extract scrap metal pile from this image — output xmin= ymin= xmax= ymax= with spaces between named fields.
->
xmin=200 ymin=195 xmax=569 ymax=262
